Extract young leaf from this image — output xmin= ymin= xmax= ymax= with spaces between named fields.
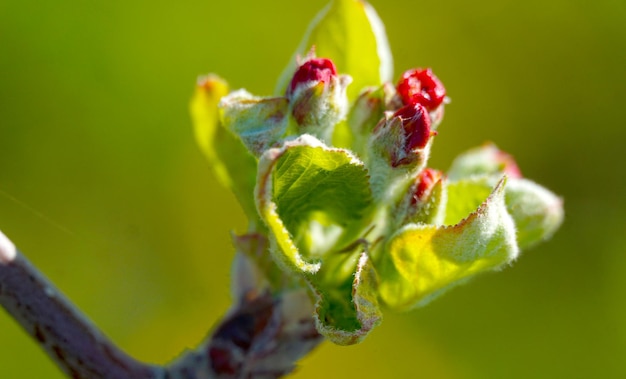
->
xmin=444 ymin=178 xmax=494 ymax=226
xmin=191 ymin=76 xmax=260 ymax=221
xmin=275 ymin=0 xmax=393 ymax=101
xmin=255 ymin=136 xmax=381 ymax=344
xmin=255 ymin=135 xmax=373 ymax=274
xmin=378 ymin=178 xmax=519 ymax=310
xmin=447 ymin=177 xmax=564 ymax=250
xmin=312 ymin=251 xmax=382 ymax=345
xmin=219 ymin=90 xmax=290 ymax=157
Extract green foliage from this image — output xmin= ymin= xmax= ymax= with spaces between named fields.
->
xmin=190 ymin=0 xmax=563 ymax=345
xmin=274 ymin=0 xmax=393 ymax=101
xmin=379 ymin=178 xmax=518 ymax=310
xmin=191 ymin=77 xmax=260 ymax=224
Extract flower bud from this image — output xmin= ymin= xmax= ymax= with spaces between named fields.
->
xmin=367 ymin=104 xmax=437 ymax=202
xmin=369 ymin=103 xmax=436 ymax=170
xmin=393 ymin=103 xmax=435 ymax=154
xmin=396 ymin=68 xmax=446 ymax=111
xmin=394 ymin=168 xmax=447 ymax=226
xmin=286 ymin=57 xmax=351 ymax=142
xmin=412 ymin=168 xmax=444 ymax=205
xmin=504 ymin=178 xmax=564 ymax=249
xmin=287 ymin=58 xmax=338 ymax=97
xmin=447 ymin=143 xmax=522 ymax=181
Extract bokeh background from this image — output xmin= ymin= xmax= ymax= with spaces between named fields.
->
xmin=1 ymin=0 xmax=624 ymax=377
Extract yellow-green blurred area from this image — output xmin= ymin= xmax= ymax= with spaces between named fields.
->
xmin=0 ymin=0 xmax=624 ymax=377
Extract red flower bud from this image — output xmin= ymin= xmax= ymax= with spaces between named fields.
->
xmin=393 ymin=103 xmax=435 ymax=153
xmin=447 ymin=143 xmax=524 ymax=181
xmin=396 ymin=68 xmax=446 ymax=111
xmin=495 ymin=149 xmax=523 ymax=179
xmin=412 ymin=168 xmax=443 ymax=205
xmin=287 ymin=58 xmax=338 ymax=97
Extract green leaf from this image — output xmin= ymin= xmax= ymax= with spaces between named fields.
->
xmin=447 ymin=176 xmax=564 ymax=250
xmin=255 ymin=135 xmax=380 ymax=344
xmin=191 ymin=76 xmax=259 ymax=222
xmin=275 ymin=0 xmax=393 ymax=101
xmin=313 ymin=251 xmax=382 ymax=345
xmin=255 ymin=135 xmax=373 ymax=274
xmin=379 ymin=178 xmax=519 ymax=310
xmin=219 ymin=90 xmax=289 ymax=157
xmin=444 ymin=178 xmax=494 ymax=226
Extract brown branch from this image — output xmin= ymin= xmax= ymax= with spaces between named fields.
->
xmin=0 ymin=230 xmax=323 ymax=379
xmin=0 ymin=231 xmax=164 ymax=379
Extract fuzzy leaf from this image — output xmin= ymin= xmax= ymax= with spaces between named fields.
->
xmin=379 ymin=178 xmax=519 ymax=310
xmin=447 ymin=177 xmax=564 ymax=250
xmin=191 ymin=76 xmax=259 ymax=221
xmin=444 ymin=178 xmax=494 ymax=226
xmin=219 ymin=90 xmax=290 ymax=157
xmin=313 ymin=251 xmax=382 ymax=345
xmin=275 ymin=0 xmax=393 ymax=101
xmin=256 ymin=135 xmax=372 ymax=274
xmin=256 ymin=136 xmax=380 ymax=344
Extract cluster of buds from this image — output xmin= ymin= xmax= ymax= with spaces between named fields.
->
xmin=191 ymin=0 xmax=562 ymax=347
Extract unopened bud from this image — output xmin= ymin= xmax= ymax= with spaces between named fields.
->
xmin=505 ymin=178 xmax=564 ymax=249
xmin=394 ymin=168 xmax=446 ymax=226
xmin=447 ymin=143 xmax=522 ymax=181
xmin=287 ymin=58 xmax=338 ymax=97
xmin=393 ymin=103 xmax=435 ymax=153
xmin=396 ymin=68 xmax=446 ymax=111
xmin=367 ymin=103 xmax=437 ymax=202
xmin=412 ymin=168 xmax=444 ymax=205
xmin=369 ymin=103 xmax=435 ymax=170
xmin=286 ymin=57 xmax=351 ymax=142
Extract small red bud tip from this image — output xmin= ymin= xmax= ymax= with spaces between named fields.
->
xmin=396 ymin=68 xmax=446 ymax=111
xmin=287 ymin=58 xmax=338 ymax=96
xmin=393 ymin=103 xmax=433 ymax=151
xmin=496 ymin=150 xmax=523 ymax=179
xmin=412 ymin=168 xmax=443 ymax=204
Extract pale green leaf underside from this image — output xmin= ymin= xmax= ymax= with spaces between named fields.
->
xmin=379 ymin=178 xmax=519 ymax=310
xmin=275 ymin=0 xmax=393 ymax=101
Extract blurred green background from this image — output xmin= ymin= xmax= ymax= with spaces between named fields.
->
xmin=1 ymin=0 xmax=624 ymax=377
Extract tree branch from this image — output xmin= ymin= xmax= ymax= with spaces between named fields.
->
xmin=0 ymin=230 xmax=323 ymax=379
xmin=0 ymin=230 xmax=165 ymax=379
